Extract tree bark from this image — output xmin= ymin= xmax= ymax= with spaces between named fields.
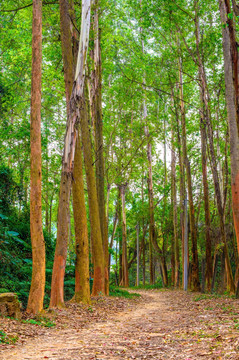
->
xmin=171 ymin=113 xmax=179 ymax=287
xmin=72 ymin=135 xmax=90 ymax=304
xmin=120 ymin=184 xmax=129 ymax=287
xmin=90 ymin=1 xmax=109 ymax=294
xmin=175 ymin=89 xmax=185 ymax=289
xmin=50 ymin=0 xmax=91 ymax=307
xmin=223 ymin=0 xmax=239 ymax=137
xmin=108 ymin=211 xmax=118 ymax=277
xmin=194 ymin=10 xmax=212 ymax=292
xmin=79 ymin=92 xmax=105 ymax=295
xmin=27 ymin=0 xmax=45 ymax=314
xmin=219 ymin=0 xmax=239 ymax=259
xmin=178 ymin=56 xmax=200 ymax=291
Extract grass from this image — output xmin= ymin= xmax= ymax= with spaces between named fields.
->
xmin=193 ymin=294 xmax=222 ymax=302
xmin=0 ymin=330 xmax=18 ymax=344
xmin=132 ymin=282 xmax=163 ymax=290
xmin=21 ymin=316 xmax=55 ymax=328
xmin=193 ymin=293 xmax=236 ymax=302
xmin=109 ymin=286 xmax=141 ymax=299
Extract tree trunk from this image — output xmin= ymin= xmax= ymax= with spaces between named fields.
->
xmin=72 ymin=135 xmax=90 ymax=304
xmin=90 ymin=1 xmax=109 ymax=294
xmin=194 ymin=11 xmax=212 ymax=292
xmin=79 ymin=93 xmax=105 ymax=295
xmin=162 ymin=117 xmax=169 ymax=286
xmin=50 ymin=0 xmax=91 ymax=307
xmin=45 ymin=145 xmax=49 ymax=233
xmin=117 ymin=186 xmax=123 ymax=285
xmin=141 ymin=176 xmax=146 ymax=286
xmin=174 ymin=85 xmax=185 ymax=289
xmin=145 ymin=148 xmax=168 ymax=286
xmin=219 ymin=0 xmax=239 ymax=259
xmin=50 ymin=0 xmax=75 ymax=308
xmin=200 ymin=121 xmax=212 ymax=291
xmin=108 ymin=211 xmax=118 ymax=278
xmin=222 ymin=0 xmax=239 ymax=137
xmin=171 ymin=115 xmax=179 ymax=287
xmin=144 ymin=126 xmax=158 ymax=284
xmin=178 ymin=56 xmax=200 ymax=291
xmin=27 ymin=0 xmax=45 ymax=314
xmin=120 ymin=184 xmax=129 ymax=287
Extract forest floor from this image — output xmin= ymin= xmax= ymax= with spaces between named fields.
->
xmin=0 ymin=289 xmax=239 ymax=359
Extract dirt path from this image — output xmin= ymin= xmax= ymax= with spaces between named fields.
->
xmin=1 ymin=290 xmax=239 ymax=359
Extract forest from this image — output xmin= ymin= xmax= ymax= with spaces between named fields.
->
xmin=0 ymin=0 xmax=239 ymax=321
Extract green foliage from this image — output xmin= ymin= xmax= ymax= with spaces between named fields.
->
xmin=0 ymin=330 xmax=18 ymax=344
xmin=0 ymin=166 xmax=56 ymax=308
xmin=22 ymin=316 xmax=55 ymax=328
xmin=109 ymin=286 xmax=140 ymax=298
xmin=193 ymin=293 xmax=236 ymax=302
xmin=132 ymin=281 xmax=163 ymax=290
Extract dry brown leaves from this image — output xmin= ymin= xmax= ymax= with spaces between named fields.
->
xmin=0 ymin=290 xmax=238 ymax=360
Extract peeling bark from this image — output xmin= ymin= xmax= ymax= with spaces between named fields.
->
xmin=50 ymin=0 xmax=91 ymax=307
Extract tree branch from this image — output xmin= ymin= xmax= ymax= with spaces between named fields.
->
xmin=0 ymin=1 xmax=58 ymax=12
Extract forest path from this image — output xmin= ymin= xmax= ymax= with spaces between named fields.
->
xmin=1 ymin=289 xmax=239 ymax=360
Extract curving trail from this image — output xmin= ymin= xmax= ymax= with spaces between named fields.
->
xmin=1 ymin=290 xmax=238 ymax=359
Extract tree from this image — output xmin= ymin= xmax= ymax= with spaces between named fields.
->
xmin=27 ymin=0 xmax=45 ymax=314
xmin=90 ymin=0 xmax=109 ymax=294
xmin=72 ymin=134 xmax=91 ymax=303
xmin=219 ymin=0 xmax=239 ymax=260
xmin=50 ymin=0 xmax=92 ymax=307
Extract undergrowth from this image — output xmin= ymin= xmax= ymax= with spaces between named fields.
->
xmin=193 ymin=293 xmax=236 ymax=302
xmin=21 ymin=316 xmax=55 ymax=328
xmin=132 ymin=282 xmax=163 ymax=290
xmin=109 ymin=286 xmax=140 ymax=299
xmin=0 ymin=330 xmax=18 ymax=344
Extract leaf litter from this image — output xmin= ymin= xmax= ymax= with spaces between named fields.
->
xmin=0 ymin=290 xmax=238 ymax=359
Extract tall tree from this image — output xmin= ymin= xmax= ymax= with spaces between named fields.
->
xmin=72 ymin=134 xmax=90 ymax=303
xmin=50 ymin=0 xmax=91 ymax=307
xmin=219 ymin=0 xmax=239 ymax=259
xmin=27 ymin=0 xmax=45 ymax=314
xmin=194 ymin=5 xmax=212 ymax=291
xmin=170 ymin=105 xmax=179 ymax=287
xmin=120 ymin=184 xmax=129 ymax=287
xmin=79 ymin=90 xmax=105 ymax=295
xmin=90 ymin=0 xmax=109 ymax=294
xmin=57 ymin=0 xmax=90 ymax=304
xmin=178 ymin=55 xmax=200 ymax=291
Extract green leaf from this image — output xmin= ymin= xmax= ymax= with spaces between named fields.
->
xmin=23 ymin=258 xmax=32 ymax=264
xmin=6 ymin=231 xmax=19 ymax=237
